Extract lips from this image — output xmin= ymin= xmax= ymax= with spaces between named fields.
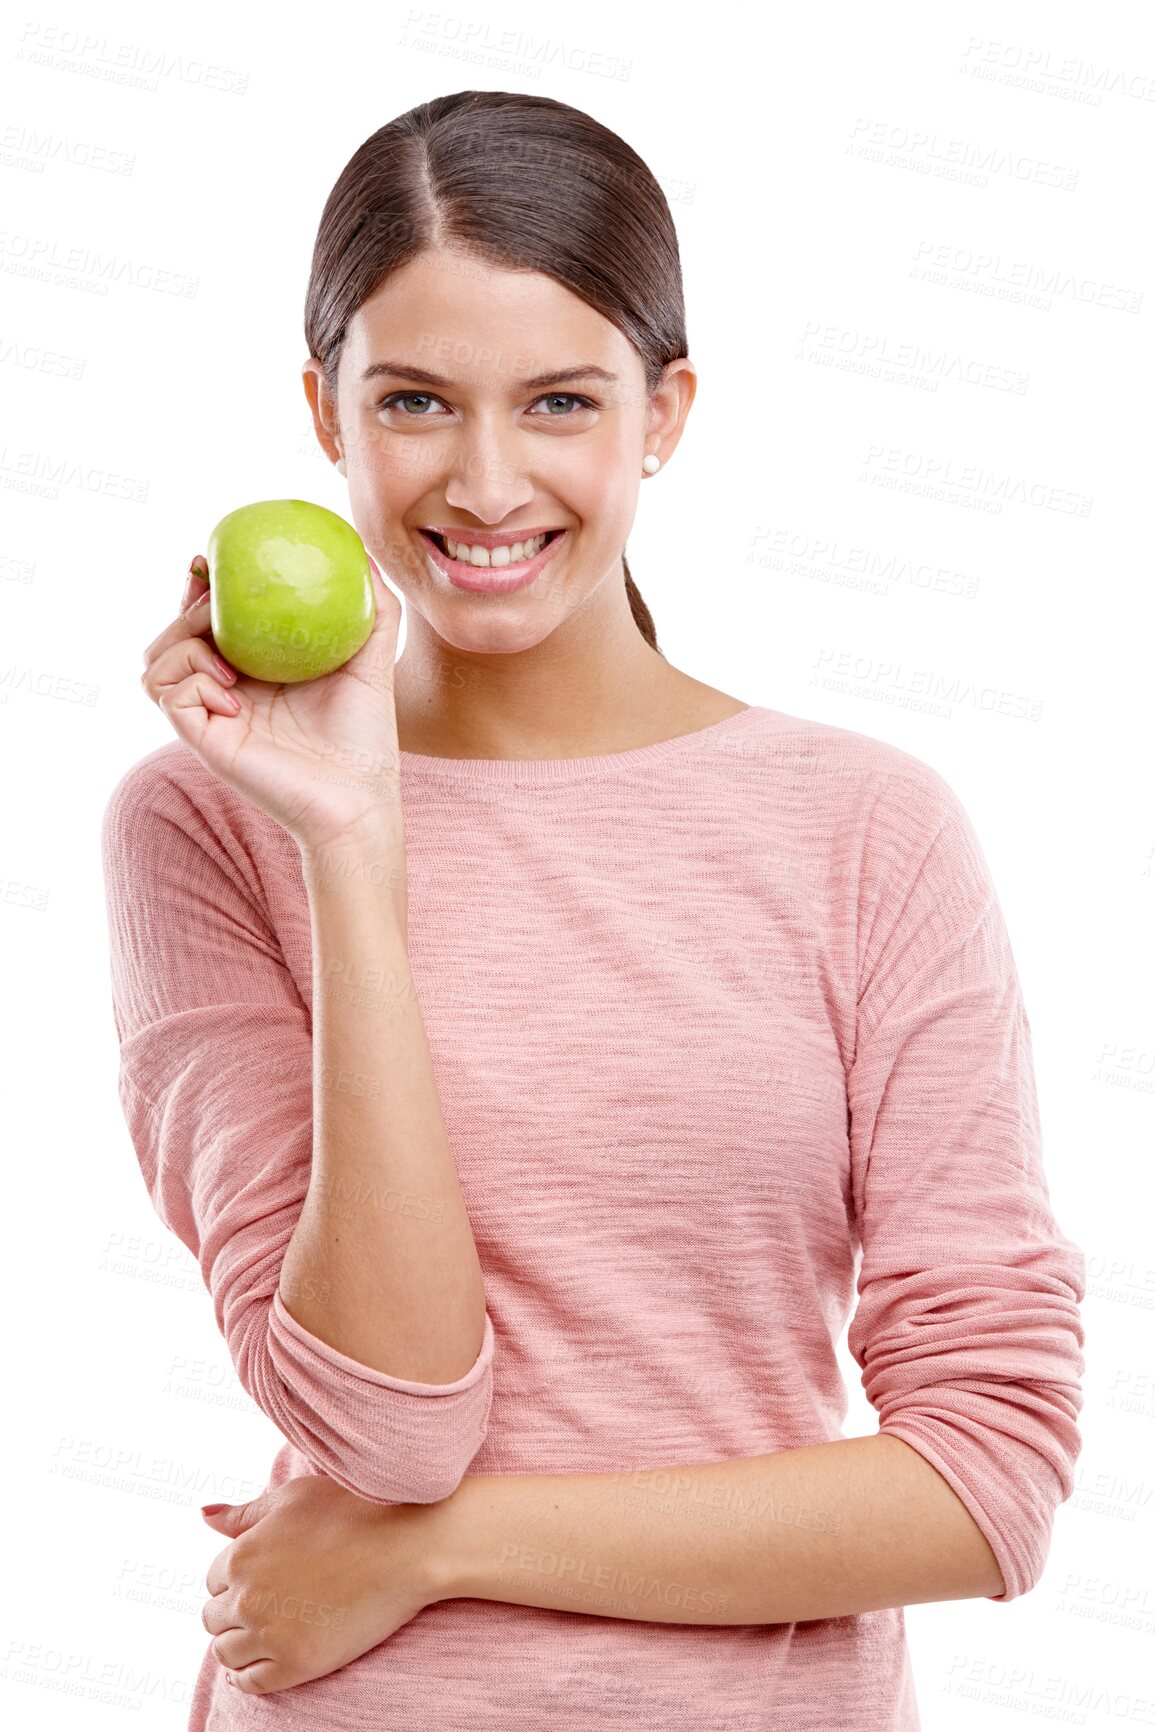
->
xmin=418 ymin=526 xmax=569 ymax=595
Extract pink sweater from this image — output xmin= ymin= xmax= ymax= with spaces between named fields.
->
xmin=100 ymin=702 xmax=1085 ymax=1730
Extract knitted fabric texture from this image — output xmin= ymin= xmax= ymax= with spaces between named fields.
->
xmin=100 ymin=704 xmax=1086 ymax=1731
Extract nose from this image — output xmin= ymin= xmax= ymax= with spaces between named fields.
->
xmin=441 ymin=425 xmax=536 ymax=525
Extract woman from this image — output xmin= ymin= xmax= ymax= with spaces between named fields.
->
xmin=102 ymin=90 xmax=1086 ymax=1730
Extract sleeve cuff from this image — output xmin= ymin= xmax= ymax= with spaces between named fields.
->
xmin=270 ymin=1289 xmax=495 ymax=1392
xmin=879 ymin=1416 xmax=1042 ymax=1603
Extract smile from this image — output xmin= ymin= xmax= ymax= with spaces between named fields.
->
xmin=425 ymin=528 xmax=564 ymax=567
xmin=417 ymin=527 xmax=569 ymax=594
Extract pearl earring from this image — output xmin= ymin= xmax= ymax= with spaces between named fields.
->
xmin=335 ymin=456 xmax=347 ymax=477
xmin=642 ymin=454 xmax=660 ymax=474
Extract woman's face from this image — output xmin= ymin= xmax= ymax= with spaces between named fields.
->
xmin=304 ymin=246 xmax=692 ymax=657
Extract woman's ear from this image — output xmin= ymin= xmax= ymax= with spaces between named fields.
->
xmin=301 ymin=357 xmax=342 ymax=468
xmin=646 ymin=358 xmax=697 ymax=466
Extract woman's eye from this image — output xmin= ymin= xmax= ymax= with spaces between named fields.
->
xmin=377 ymin=392 xmax=446 ymax=417
xmin=530 ymin=392 xmax=595 ymax=416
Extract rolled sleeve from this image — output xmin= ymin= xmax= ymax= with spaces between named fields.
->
xmin=845 ymin=764 xmax=1086 ymax=1602
xmin=267 ymin=1291 xmax=494 ymax=1500
xmin=102 ymin=752 xmax=495 ymax=1505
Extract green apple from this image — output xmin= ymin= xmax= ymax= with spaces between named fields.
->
xmin=206 ymin=499 xmax=375 ymax=683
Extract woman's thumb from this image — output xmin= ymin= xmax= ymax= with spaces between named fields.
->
xmin=200 ymin=1498 xmax=259 ymax=1533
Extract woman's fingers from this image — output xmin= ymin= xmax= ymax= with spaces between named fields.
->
xmin=143 ymin=634 xmax=243 ymax=720
xmin=201 ymin=1591 xmax=239 ymax=1637
xmin=142 ymin=594 xmax=213 ymax=673
xmin=205 ymin=1549 xmax=231 ymax=1599
xmin=222 ymin=1660 xmax=276 ymax=1695
xmin=164 ymin=667 xmax=243 ymax=721
xmin=207 ymin=1630 xmax=273 ymax=1675
xmin=142 ymin=559 xmax=212 ymax=673
xmin=179 ymin=554 xmax=210 ymax=615
xmin=200 ymin=1594 xmax=275 ymax=1687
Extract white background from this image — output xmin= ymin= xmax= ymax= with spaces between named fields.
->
xmin=1 ymin=0 xmax=1151 ymax=1724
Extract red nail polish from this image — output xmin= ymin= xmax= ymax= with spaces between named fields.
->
xmin=201 ymin=1502 xmax=227 ymax=1515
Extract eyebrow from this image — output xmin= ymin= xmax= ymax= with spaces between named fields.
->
xmin=360 ymin=360 xmax=620 ymax=389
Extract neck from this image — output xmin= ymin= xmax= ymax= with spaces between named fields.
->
xmin=392 ymin=565 xmax=691 ymax=761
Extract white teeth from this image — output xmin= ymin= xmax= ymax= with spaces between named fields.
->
xmin=443 ymin=532 xmax=550 ymax=567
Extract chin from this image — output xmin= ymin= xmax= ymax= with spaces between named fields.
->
xmin=431 ymin=610 xmax=559 ymax=656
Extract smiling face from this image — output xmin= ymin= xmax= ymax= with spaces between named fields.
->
xmin=302 ymin=246 xmax=694 ymax=658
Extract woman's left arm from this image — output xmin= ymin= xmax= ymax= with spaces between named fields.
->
xmin=201 ymin=1432 xmax=999 ymax=1699
xmin=423 ymin=1432 xmax=1004 ymax=1623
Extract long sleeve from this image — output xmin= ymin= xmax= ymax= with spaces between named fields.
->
xmin=100 ymin=748 xmax=494 ymax=1505
xmin=845 ymin=762 xmax=1086 ymax=1603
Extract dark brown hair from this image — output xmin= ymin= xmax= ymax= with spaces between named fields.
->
xmin=303 ymin=90 xmax=690 ymax=657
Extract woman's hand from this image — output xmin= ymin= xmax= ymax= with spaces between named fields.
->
xmin=141 ymin=554 xmax=407 ymax=857
xmin=199 ymin=1473 xmax=442 ymax=1697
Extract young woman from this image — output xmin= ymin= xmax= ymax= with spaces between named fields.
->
xmin=103 ymin=90 xmax=1086 ymax=1730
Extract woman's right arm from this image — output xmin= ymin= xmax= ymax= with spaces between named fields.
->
xmin=109 ymin=552 xmax=494 ymax=1505
xmin=282 ymin=829 xmax=488 ymax=1386
xmin=102 ymin=759 xmax=494 ymax=1506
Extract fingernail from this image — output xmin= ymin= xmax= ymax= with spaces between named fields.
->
xmin=183 ymin=589 xmax=210 ymax=616
xmin=225 ymin=1673 xmax=235 ymax=1687
xmin=189 ymin=556 xmax=208 ymax=578
xmin=201 ymin=1502 xmax=227 ymax=1515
